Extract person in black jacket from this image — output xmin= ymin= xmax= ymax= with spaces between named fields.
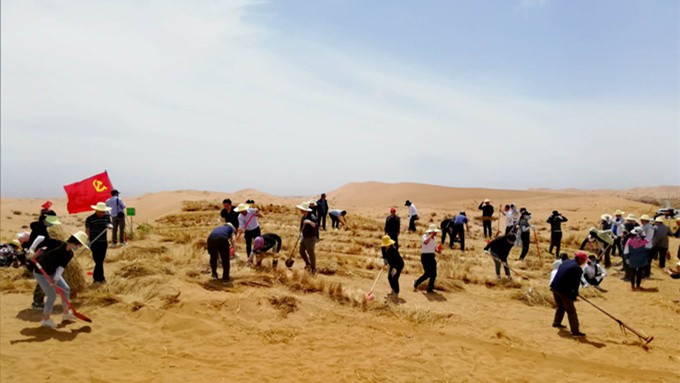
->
xmin=547 ymin=210 xmax=568 ymax=257
xmin=478 ymin=199 xmax=494 ymax=239
xmin=28 ymin=212 xmax=61 ymax=310
xmin=316 ymin=194 xmax=329 ymax=231
xmin=220 ymin=199 xmax=240 ymax=230
xmin=484 ymin=233 xmax=516 ymax=281
xmin=550 ymin=251 xmax=588 ymax=337
xmin=381 ymin=235 xmax=404 ymax=301
xmin=26 ymin=231 xmax=89 ymax=328
xmin=384 ymin=208 xmax=401 ymax=249
xmin=251 ymin=233 xmax=282 ymax=267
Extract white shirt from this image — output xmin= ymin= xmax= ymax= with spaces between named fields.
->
xmin=421 ymin=234 xmax=437 ymax=253
xmin=238 ymin=208 xmax=259 ymax=231
xmin=582 ymin=263 xmax=606 ymax=286
xmin=330 ymin=209 xmax=343 ymax=217
xmin=409 ymin=205 xmax=418 ymax=218
xmin=641 ymin=224 xmax=655 ymax=249
xmin=549 ymin=259 xmax=563 ymax=285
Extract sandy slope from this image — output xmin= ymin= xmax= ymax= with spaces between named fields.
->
xmin=1 ymin=183 xmax=679 ymax=382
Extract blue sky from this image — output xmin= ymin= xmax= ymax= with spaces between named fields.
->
xmin=1 ymin=0 xmax=678 ymax=198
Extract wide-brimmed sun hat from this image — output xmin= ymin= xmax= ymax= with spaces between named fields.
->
xmin=654 ymin=217 xmax=665 ymax=223
xmin=625 ymin=214 xmax=637 ymax=221
xmin=614 ymin=210 xmax=625 ymax=216
xmin=425 ymin=224 xmax=441 ymax=233
xmin=484 ymin=198 xmax=490 ymax=203
xmin=631 ymin=227 xmax=645 ymax=236
xmin=91 ymin=202 xmax=112 ymax=212
xmin=601 ymin=214 xmax=612 ymax=221
xmin=381 ymin=235 xmax=395 ymax=247
xmin=71 ymin=231 xmax=90 ymax=249
xmin=44 ymin=215 xmax=62 ymax=226
xmin=234 ymin=203 xmax=249 ymax=213
xmin=296 ymin=202 xmax=312 ymax=212
xmin=639 ymin=214 xmax=651 ymax=221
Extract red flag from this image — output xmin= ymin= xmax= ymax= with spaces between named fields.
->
xmin=63 ymin=171 xmax=114 ymax=214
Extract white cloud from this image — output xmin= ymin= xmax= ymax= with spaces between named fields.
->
xmin=1 ymin=0 xmax=676 ymax=198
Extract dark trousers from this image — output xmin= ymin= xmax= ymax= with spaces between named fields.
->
xmin=319 ymin=212 xmax=327 ymax=230
xmin=492 ymin=252 xmax=511 ymax=277
xmin=612 ymin=237 xmax=623 ymax=257
xmin=549 ymin=231 xmax=562 ymax=256
xmin=584 ymin=276 xmax=601 ymax=286
xmin=414 ymin=253 xmax=437 ymax=292
xmin=207 ymin=236 xmax=230 ymax=280
xmin=519 ymin=231 xmax=530 ymax=260
xmin=330 ymin=215 xmax=340 ymax=228
xmin=90 ymin=241 xmax=108 ymax=282
xmin=33 ymin=283 xmax=45 ymax=304
xmin=112 ymin=216 xmax=126 ymax=244
xmin=505 ymin=226 xmax=513 ymax=235
xmin=451 ymin=225 xmax=465 ymax=250
xmin=552 ymin=290 xmax=580 ymax=334
xmin=631 ymin=267 xmax=644 ymax=288
xmin=482 ymin=219 xmax=492 ymax=238
xmin=244 ymin=227 xmax=261 ymax=256
xmin=601 ymin=245 xmax=612 ymax=268
xmin=408 ymin=216 xmax=417 ymax=232
xmin=651 ymin=246 xmax=668 ymax=268
xmin=386 ymin=254 xmax=404 ymax=294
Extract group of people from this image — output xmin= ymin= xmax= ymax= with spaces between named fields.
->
xmin=7 ymin=189 xmax=131 ymax=327
xmin=5 ymin=190 xmax=679 ymax=337
xmin=209 ymin=194 xmax=348 ymax=281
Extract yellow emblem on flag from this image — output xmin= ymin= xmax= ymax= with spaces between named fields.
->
xmin=92 ymin=179 xmax=108 ymax=193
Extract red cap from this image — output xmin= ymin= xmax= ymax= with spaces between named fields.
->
xmin=575 ymin=251 xmax=588 ymax=262
xmin=41 ymin=201 xmax=53 ymax=209
xmin=390 ymin=207 xmax=396 ymax=213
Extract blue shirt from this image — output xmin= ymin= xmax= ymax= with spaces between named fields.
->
xmin=453 ymin=214 xmax=468 ymax=225
xmin=209 ymin=225 xmax=236 ymax=240
xmin=106 ymin=196 xmax=126 ymax=217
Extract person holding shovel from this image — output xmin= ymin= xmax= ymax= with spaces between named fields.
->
xmin=484 ymin=233 xmax=516 ymax=281
xmin=517 ymin=210 xmax=532 ymax=260
xmin=413 ymin=224 xmax=441 ymax=293
xmin=235 ymin=203 xmax=260 ymax=259
xmin=27 ymin=213 xmax=61 ymax=309
xmin=86 ymin=202 xmax=112 ymax=284
xmin=297 ymin=202 xmax=318 ymax=274
xmin=381 ymin=235 xmax=404 ymax=301
xmin=26 ymin=231 xmax=89 ymax=328
xmin=550 ymin=251 xmax=588 ymax=337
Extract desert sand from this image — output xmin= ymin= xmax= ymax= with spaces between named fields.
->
xmin=1 ymin=182 xmax=679 ymax=383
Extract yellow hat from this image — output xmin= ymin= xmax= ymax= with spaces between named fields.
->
xmin=234 ymin=203 xmax=249 ymax=212
xmin=381 ymin=235 xmax=395 ymax=247
xmin=639 ymin=214 xmax=651 ymax=222
xmin=654 ymin=217 xmax=665 ymax=223
xmin=71 ymin=231 xmax=90 ymax=250
xmin=614 ymin=210 xmax=625 ymax=216
xmin=484 ymin=198 xmax=490 ymax=203
xmin=425 ymin=224 xmax=441 ymax=234
xmin=91 ymin=202 xmax=112 ymax=212
xmin=625 ymin=214 xmax=637 ymax=221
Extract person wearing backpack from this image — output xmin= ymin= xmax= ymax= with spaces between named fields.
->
xmin=106 ymin=189 xmax=127 ymax=248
